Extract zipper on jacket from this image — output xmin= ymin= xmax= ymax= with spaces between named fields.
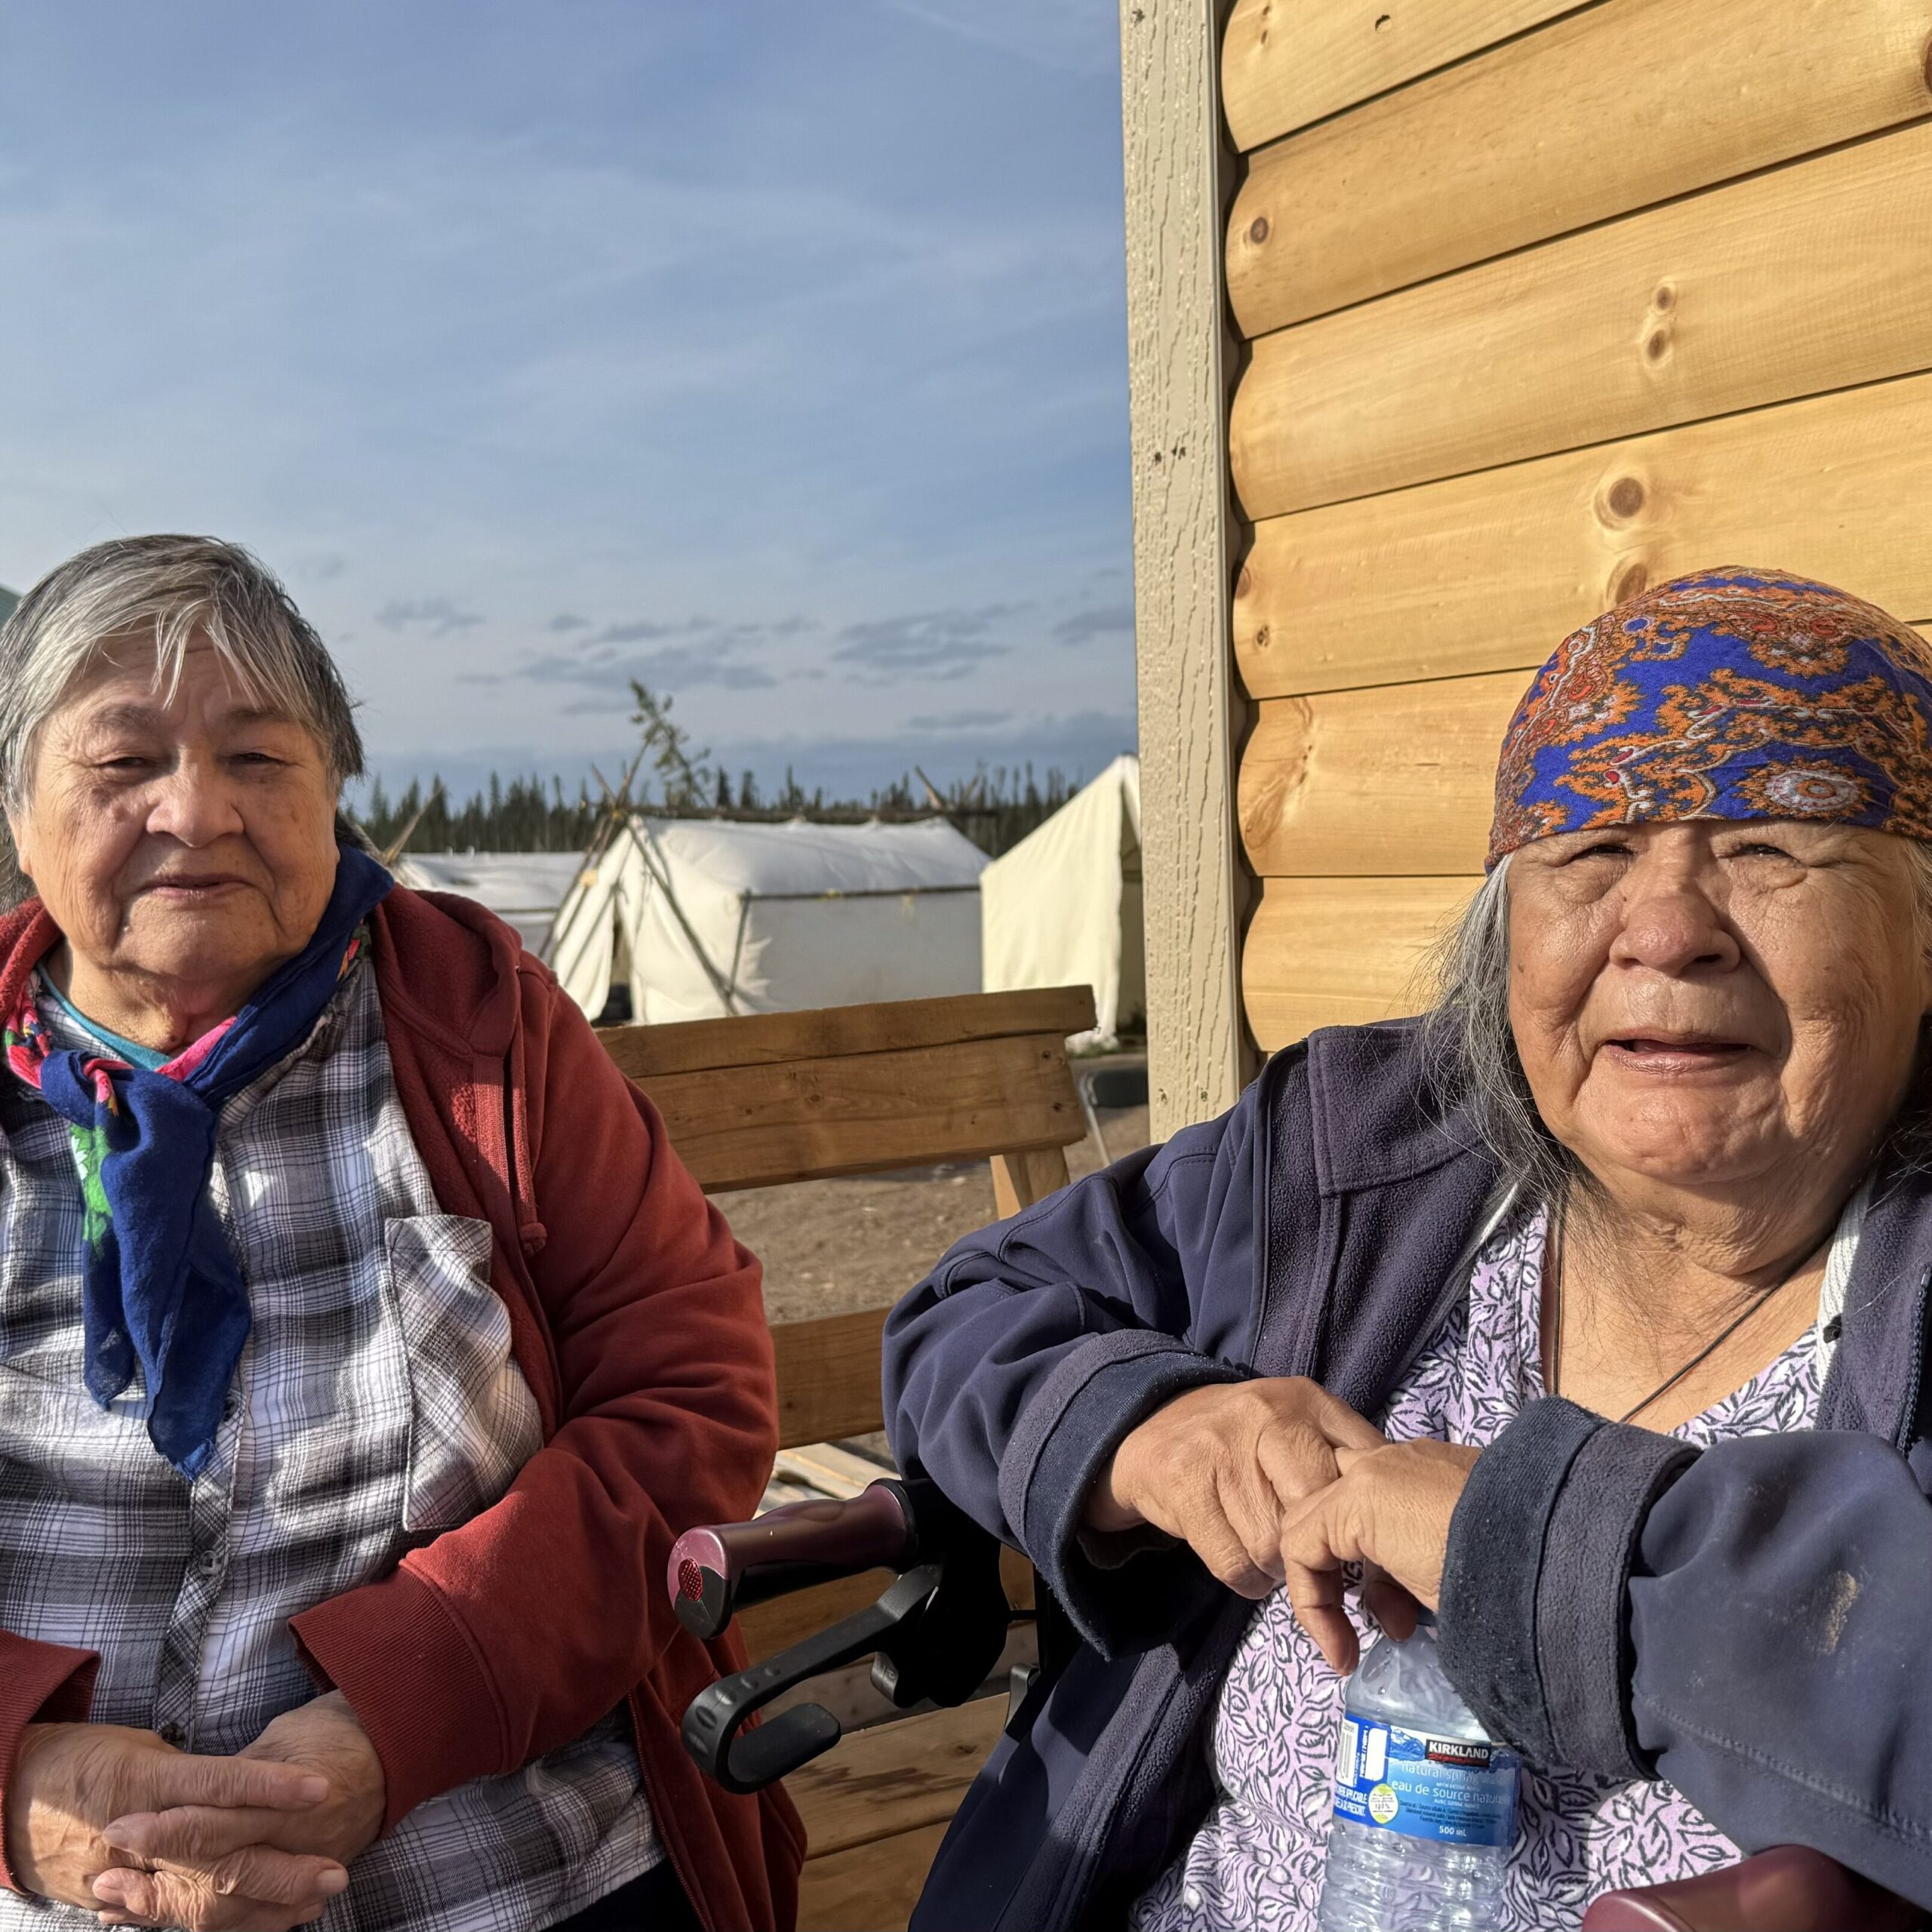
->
xmin=1893 ymin=1264 xmax=1932 ymax=1455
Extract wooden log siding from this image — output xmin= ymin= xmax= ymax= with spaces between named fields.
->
xmin=1214 ymin=3 xmax=1932 ymax=1051
xmin=1229 ymin=118 xmax=1932 ymax=519
xmin=1226 ymin=0 xmax=1932 ymax=334
xmin=1233 ymin=370 xmax=1932 ymax=699
xmin=1243 ymin=877 xmax=1478 ymax=1049
xmin=1238 ymin=673 xmax=1527 ymax=877
xmin=1219 ymin=0 xmax=1587 ymax=151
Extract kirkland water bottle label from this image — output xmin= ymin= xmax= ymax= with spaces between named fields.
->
xmin=1331 ymin=1716 xmax=1520 ymax=1848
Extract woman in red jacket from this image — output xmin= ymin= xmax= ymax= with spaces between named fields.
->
xmin=0 ymin=534 xmax=800 ymax=1932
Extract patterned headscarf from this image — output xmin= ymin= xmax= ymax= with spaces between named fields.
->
xmin=1487 ymin=565 xmax=1932 ymax=869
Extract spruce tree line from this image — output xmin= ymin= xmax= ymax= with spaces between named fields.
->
xmin=356 ymin=680 xmax=1087 ymax=859
xmin=355 ymin=763 xmax=1080 ymax=860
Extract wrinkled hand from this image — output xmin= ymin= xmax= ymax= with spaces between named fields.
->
xmin=1280 ymin=1438 xmax=1481 ymax=1675
xmin=5 ymin=1720 xmax=337 ymax=1929
xmin=1088 ymin=1377 xmax=1409 ymax=1617
xmin=94 ymin=1694 xmax=384 ymax=1930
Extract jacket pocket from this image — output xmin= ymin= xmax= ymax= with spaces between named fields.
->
xmin=383 ymin=1215 xmax=543 ymax=1534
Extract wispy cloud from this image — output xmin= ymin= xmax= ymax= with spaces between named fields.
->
xmin=1052 ymin=603 xmax=1133 ymax=645
xmin=475 ymin=614 xmax=801 ymax=706
xmin=832 ymin=604 xmax=1022 ymax=681
xmin=881 ymin=0 xmax=1120 ymax=75
xmin=557 ymin=642 xmax=777 ymax=706
xmin=0 ymin=4 xmax=1131 ymax=795
xmin=377 ymin=598 xmax=485 ymax=636
xmin=906 ymin=706 xmax=1014 ymax=731
xmin=595 ymin=618 xmax=690 ymax=645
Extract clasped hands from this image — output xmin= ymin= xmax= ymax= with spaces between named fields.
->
xmin=7 ymin=1691 xmax=383 ymax=1930
xmin=1084 ymin=1377 xmax=1478 ymax=1673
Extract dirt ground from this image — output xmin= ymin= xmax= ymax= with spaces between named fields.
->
xmin=721 ymin=1054 xmax=1151 ymax=1328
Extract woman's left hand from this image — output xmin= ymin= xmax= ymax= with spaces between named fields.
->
xmin=91 ymin=1693 xmax=385 ymax=1927
xmin=1279 ymin=1439 xmax=1481 ymax=1675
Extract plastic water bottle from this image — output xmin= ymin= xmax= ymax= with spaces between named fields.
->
xmin=1316 ymin=1617 xmax=1520 ymax=1931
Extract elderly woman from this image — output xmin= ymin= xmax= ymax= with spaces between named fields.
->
xmin=884 ymin=566 xmax=1932 ymax=1930
xmin=0 ymin=536 xmax=801 ymax=1930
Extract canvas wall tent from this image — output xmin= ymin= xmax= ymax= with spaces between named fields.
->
xmin=547 ymin=814 xmax=988 ymax=1024
xmin=980 ymin=754 xmax=1143 ymax=1050
xmin=392 ymin=851 xmax=583 ymax=954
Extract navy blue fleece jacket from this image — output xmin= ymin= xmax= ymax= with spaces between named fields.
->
xmin=883 ymin=1020 xmax=1932 ymax=1930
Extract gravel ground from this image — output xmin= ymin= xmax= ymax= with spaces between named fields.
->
xmin=719 ymin=1060 xmax=1150 ymax=1327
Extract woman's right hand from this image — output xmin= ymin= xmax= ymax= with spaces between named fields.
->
xmin=6 ymin=1721 xmax=344 ymax=1929
xmin=1084 ymin=1377 xmax=1398 ymax=1603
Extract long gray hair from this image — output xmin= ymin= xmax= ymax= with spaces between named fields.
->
xmin=1420 ymin=842 xmax=1932 ymax=1202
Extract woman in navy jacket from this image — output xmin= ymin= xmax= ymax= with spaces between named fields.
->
xmin=885 ymin=567 xmax=1932 ymax=1930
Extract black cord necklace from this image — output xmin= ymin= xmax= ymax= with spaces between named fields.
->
xmin=1547 ymin=1204 xmax=1821 ymax=1427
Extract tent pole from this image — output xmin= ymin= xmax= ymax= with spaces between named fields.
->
xmin=727 ymin=895 xmax=752 ymax=1009
xmin=599 ymin=795 xmax=745 ymax=1017
xmin=537 ymin=749 xmax=644 ymax=966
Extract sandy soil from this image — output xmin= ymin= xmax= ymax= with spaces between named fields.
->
xmin=719 ymin=1062 xmax=1151 ymax=1328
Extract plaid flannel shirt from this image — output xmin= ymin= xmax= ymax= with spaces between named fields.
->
xmin=0 ymin=958 xmax=660 ymax=1929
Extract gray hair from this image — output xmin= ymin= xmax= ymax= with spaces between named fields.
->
xmin=0 ymin=534 xmax=363 ymax=813
xmin=1421 ymin=840 xmax=1932 ymax=1204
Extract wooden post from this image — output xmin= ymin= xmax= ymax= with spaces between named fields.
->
xmin=990 ymin=1145 xmax=1072 ymax=1219
xmin=1120 ymin=0 xmax=1253 ymax=1140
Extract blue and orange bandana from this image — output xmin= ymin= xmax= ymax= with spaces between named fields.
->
xmin=1487 ymin=565 xmax=1932 ymax=869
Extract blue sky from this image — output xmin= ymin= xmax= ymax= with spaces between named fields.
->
xmin=0 ymin=2 xmax=1134 ymax=805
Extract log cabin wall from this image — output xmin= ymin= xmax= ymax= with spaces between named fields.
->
xmin=1220 ymin=0 xmax=1932 ymax=1052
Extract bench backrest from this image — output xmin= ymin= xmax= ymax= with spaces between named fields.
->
xmin=595 ymin=983 xmax=1094 ymax=1932
xmin=598 ymin=983 xmax=1096 ymax=1450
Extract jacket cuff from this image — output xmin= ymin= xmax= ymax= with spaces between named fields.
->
xmin=0 ymin=1635 xmax=100 ymax=1893
xmin=998 ymin=1328 xmax=1245 ymax=1656
xmin=291 ymin=1566 xmax=509 ymax=1830
xmin=1438 ymin=1396 xmax=1696 ymax=1778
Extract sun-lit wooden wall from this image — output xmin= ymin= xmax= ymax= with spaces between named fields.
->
xmin=1220 ymin=0 xmax=1932 ymax=1051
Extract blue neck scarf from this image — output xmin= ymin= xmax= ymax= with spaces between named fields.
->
xmin=5 ymin=848 xmax=392 ymax=1477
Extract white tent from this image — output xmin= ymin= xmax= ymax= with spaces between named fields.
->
xmin=547 ymin=815 xmax=988 ymax=1024
xmin=980 ymin=755 xmax=1143 ymax=1049
xmin=393 ymin=851 xmax=584 ymax=954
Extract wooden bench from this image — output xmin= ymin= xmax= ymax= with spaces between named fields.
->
xmin=598 ymin=983 xmax=1096 ymax=1931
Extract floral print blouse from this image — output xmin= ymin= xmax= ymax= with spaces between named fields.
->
xmin=1133 ymin=1192 xmax=1861 ymax=1932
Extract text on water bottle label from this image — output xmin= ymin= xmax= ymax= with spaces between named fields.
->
xmin=1332 ymin=1716 xmax=1521 ymax=1849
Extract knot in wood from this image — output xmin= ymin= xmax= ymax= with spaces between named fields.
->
xmin=1605 ymin=476 xmax=1644 ymax=520
xmin=1611 ymin=561 xmax=1650 ymax=605
xmin=1248 ymin=214 xmax=1270 ymax=246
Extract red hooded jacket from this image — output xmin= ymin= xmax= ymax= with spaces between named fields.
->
xmin=0 ymin=887 xmax=804 ymax=1930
